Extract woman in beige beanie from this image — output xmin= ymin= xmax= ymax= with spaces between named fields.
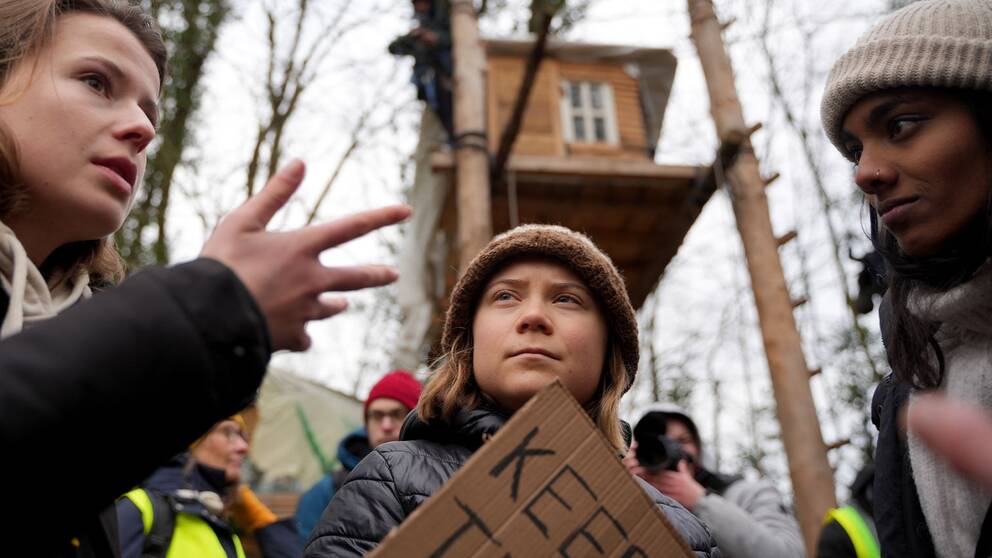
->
xmin=820 ymin=1 xmax=992 ymax=557
xmin=304 ymin=225 xmax=722 ymax=557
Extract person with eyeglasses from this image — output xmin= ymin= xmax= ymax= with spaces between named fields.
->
xmin=295 ymin=370 xmax=422 ymax=545
xmin=117 ymin=414 xmax=299 ymax=558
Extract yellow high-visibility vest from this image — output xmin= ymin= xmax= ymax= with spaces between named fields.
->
xmin=824 ymin=506 xmax=880 ymax=558
xmin=123 ymin=488 xmax=246 ymax=558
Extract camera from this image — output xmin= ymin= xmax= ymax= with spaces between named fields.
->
xmin=633 ymin=411 xmax=693 ymax=472
xmin=388 ymin=33 xmax=423 ymax=57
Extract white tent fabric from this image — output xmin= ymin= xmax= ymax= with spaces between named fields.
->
xmin=249 ymin=367 xmax=364 ymax=490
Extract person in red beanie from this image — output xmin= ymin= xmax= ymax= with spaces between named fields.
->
xmin=295 ymin=370 xmax=422 ymax=544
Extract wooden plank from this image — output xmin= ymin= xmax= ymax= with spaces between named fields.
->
xmin=566 ymin=143 xmax=643 ymax=160
xmin=487 ymin=55 xmax=562 ymax=157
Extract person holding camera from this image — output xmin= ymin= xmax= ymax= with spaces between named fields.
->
xmin=624 ymin=404 xmax=804 ymax=558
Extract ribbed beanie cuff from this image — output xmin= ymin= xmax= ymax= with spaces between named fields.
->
xmin=821 ymin=0 xmax=992 ymax=158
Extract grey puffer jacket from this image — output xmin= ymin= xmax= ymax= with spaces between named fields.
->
xmin=304 ymin=406 xmax=722 ymax=557
xmin=692 ymin=477 xmax=804 ymax=558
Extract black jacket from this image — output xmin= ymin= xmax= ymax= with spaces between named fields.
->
xmin=304 ymin=406 xmax=722 ymax=557
xmin=117 ymin=454 xmax=300 ymax=558
xmin=871 ymin=374 xmax=935 ymax=558
xmin=0 ymin=259 xmax=271 ymax=557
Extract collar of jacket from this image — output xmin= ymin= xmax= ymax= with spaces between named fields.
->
xmin=399 ymin=403 xmax=634 ymax=457
xmin=400 ymin=404 xmax=510 ymax=451
xmin=141 ymin=453 xmax=233 ymax=527
xmin=337 ymin=428 xmax=372 ymax=470
xmin=144 ymin=454 xmax=228 ymax=493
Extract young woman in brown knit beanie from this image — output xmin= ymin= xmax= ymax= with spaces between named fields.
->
xmin=304 ymin=225 xmax=721 ymax=557
xmin=820 ymin=1 xmax=992 ymax=556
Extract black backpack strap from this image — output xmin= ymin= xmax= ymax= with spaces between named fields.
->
xmin=142 ymin=491 xmax=176 ymax=558
xmin=975 ymin=504 xmax=992 ymax=558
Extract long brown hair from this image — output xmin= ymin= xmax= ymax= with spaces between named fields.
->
xmin=417 ymin=321 xmax=630 ymax=453
xmin=0 ymin=0 xmax=167 ymax=285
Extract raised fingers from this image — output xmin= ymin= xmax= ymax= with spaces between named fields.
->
xmin=312 ymin=296 xmax=349 ymax=320
xmin=301 ymin=204 xmax=411 ymax=253
xmin=319 ymin=265 xmax=399 ymax=293
xmin=236 ymin=160 xmax=307 ymax=230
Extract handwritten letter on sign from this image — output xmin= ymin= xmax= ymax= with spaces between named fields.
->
xmin=368 ymin=381 xmax=695 ymax=558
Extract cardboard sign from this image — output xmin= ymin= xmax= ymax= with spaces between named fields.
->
xmin=368 ymin=380 xmax=695 ymax=558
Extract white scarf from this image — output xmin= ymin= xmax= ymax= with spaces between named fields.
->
xmin=0 ymin=221 xmax=92 ymax=338
xmin=907 ymin=262 xmax=992 ymax=558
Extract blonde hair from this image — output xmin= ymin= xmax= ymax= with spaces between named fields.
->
xmin=0 ymin=0 xmax=167 ymax=285
xmin=418 ymin=330 xmax=629 ymax=453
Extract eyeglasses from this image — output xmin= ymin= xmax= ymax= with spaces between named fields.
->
xmin=215 ymin=424 xmax=249 ymax=444
xmin=366 ymin=408 xmax=409 ymax=424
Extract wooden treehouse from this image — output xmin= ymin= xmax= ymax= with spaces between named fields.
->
xmin=395 ymin=38 xmax=715 ymax=368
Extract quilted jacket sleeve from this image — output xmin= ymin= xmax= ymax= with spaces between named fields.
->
xmin=692 ymin=479 xmax=803 ymax=558
xmin=304 ymin=450 xmax=406 ymax=558
xmin=636 ymin=477 xmax=723 ymax=557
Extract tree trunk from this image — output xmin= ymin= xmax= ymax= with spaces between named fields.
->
xmin=118 ymin=0 xmax=230 ymax=269
xmin=490 ymin=10 xmax=553 ymax=190
xmin=686 ymin=0 xmax=836 ymax=552
xmin=450 ymin=0 xmax=492 ymax=272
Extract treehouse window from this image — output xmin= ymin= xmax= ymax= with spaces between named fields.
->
xmin=560 ymin=80 xmax=618 ymax=145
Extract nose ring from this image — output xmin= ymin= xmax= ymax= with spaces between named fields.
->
xmin=875 ymin=169 xmax=881 ymax=178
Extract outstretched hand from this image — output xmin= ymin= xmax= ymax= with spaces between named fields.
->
xmin=201 ymin=160 xmax=411 ymax=351
xmin=908 ymin=393 xmax=992 ymax=492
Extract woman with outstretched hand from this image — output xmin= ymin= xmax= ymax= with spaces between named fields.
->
xmin=0 ymin=1 xmax=409 ymax=555
xmin=820 ymin=1 xmax=992 ymax=556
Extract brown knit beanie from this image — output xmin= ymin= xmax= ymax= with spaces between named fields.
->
xmin=821 ymin=0 xmax=992 ymax=159
xmin=440 ymin=224 xmax=639 ymax=391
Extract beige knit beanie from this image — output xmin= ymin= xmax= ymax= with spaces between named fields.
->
xmin=440 ymin=224 xmax=639 ymax=391
xmin=821 ymin=0 xmax=992 ymax=159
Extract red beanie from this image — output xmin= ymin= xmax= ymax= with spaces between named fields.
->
xmin=365 ymin=370 xmax=422 ymax=415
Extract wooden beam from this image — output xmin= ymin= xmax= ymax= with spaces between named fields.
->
xmin=688 ymin=0 xmax=836 ymax=552
xmin=776 ymin=230 xmax=798 ymax=247
xmin=825 ymin=438 xmax=852 ymax=452
xmin=431 ymin=151 xmax=702 ymax=188
xmin=490 ymin=8 xmax=554 ymax=189
xmin=451 ymin=0 xmax=493 ymax=273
